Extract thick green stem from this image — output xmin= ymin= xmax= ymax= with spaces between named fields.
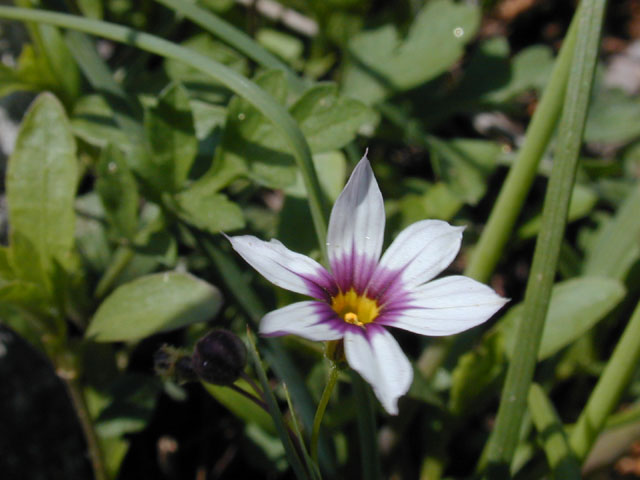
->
xmin=0 ymin=6 xmax=328 ymax=262
xmin=483 ymin=0 xmax=606 ymax=474
xmin=310 ymin=363 xmax=339 ymax=464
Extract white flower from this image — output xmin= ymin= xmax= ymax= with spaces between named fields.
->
xmin=228 ymin=154 xmax=507 ymax=414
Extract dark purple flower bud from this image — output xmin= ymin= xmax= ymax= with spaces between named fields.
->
xmin=191 ymin=329 xmax=247 ymax=385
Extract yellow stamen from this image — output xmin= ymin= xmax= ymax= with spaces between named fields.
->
xmin=331 ymin=288 xmax=380 ymax=327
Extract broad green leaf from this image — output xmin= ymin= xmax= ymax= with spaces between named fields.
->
xmin=584 ymin=183 xmax=640 ymax=280
xmin=430 ymin=138 xmax=501 ymax=205
xmin=93 ymin=374 xmax=161 ymax=437
xmin=96 ymin=145 xmax=139 ymax=240
xmin=203 ymin=379 xmax=276 ymax=435
xmin=450 ymin=36 xmax=510 ymax=105
xmin=290 ymin=84 xmax=376 ymax=154
xmin=501 ymin=277 xmax=626 ymax=360
xmin=133 ymin=230 xmax=177 ymax=267
xmin=256 ymin=28 xmax=304 ymax=64
xmin=284 ymin=151 xmax=347 ymax=200
xmin=0 ymin=46 xmax=51 ymax=97
xmin=142 ymin=83 xmax=197 ymax=192
xmin=343 ymin=0 xmax=479 ymax=103
xmin=77 ymin=0 xmax=103 ymax=18
xmin=517 ymin=184 xmax=598 ymax=239
xmin=164 ymin=33 xmax=248 ymax=103
xmin=390 ymin=181 xmax=463 ymax=229
xmin=0 ymin=281 xmax=49 ymax=314
xmin=190 ymin=100 xmax=226 ymax=140
xmin=175 ymin=185 xmax=245 ymax=234
xmin=71 ymin=95 xmax=133 ymax=149
xmin=216 ymin=70 xmax=296 ymax=188
xmin=585 ymin=88 xmax=640 ymax=144
xmin=37 ymin=25 xmax=81 ymax=103
xmin=450 ymin=332 xmax=506 ymax=416
xmin=75 ymin=193 xmax=112 ymax=274
xmin=483 ymin=45 xmax=554 ymax=104
xmin=86 ymin=272 xmax=222 ymax=341
xmin=7 ymin=93 xmax=78 ymax=289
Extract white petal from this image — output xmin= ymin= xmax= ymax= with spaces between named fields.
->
xmin=228 ymin=235 xmax=333 ymax=298
xmin=260 ymin=301 xmax=344 ymax=341
xmin=327 ymin=154 xmax=385 ymax=268
xmin=383 ymin=276 xmax=508 ymax=336
xmin=344 ymin=325 xmax=413 ymax=415
xmin=378 ymin=220 xmax=464 ymax=287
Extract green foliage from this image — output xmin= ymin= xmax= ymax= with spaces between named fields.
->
xmin=450 ymin=332 xmax=505 ymax=416
xmin=1 ymin=2 xmax=638 ymax=479
xmin=204 ymin=379 xmax=276 ymax=434
xmin=96 ymin=145 xmax=139 ymax=240
xmin=141 ymin=83 xmax=198 ymax=193
xmin=6 ymin=93 xmax=78 ymax=293
xmin=500 ymin=276 xmax=626 ymax=360
xmin=175 ymin=187 xmax=246 ymax=233
xmin=343 ymin=0 xmax=480 ymax=104
xmin=86 ymin=272 xmax=222 ymax=341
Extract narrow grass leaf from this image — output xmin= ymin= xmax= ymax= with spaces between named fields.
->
xmin=246 ymin=330 xmax=310 ymax=480
xmin=484 ymin=1 xmax=607 ymax=473
xmin=569 ymin=300 xmax=640 ymax=460
xmin=528 ymin=383 xmax=581 ymax=478
xmin=464 ymin=10 xmax=581 ymax=283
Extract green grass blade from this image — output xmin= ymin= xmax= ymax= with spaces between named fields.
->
xmin=464 ymin=8 xmax=580 ymax=283
xmin=0 ymin=6 xmax=329 ymax=262
xmin=351 ymin=372 xmax=382 ymax=480
xmin=246 ymin=329 xmax=310 ymax=480
xmin=528 ymin=383 xmax=581 ymax=478
xmin=569 ymin=300 xmax=640 ymax=460
xmin=483 ymin=0 xmax=607 ymax=474
xmin=154 ymin=0 xmax=306 ymax=94
xmin=283 ymin=382 xmax=322 ymax=480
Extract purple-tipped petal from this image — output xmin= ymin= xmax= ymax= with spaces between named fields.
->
xmin=376 ymin=220 xmax=464 ymax=288
xmin=378 ymin=276 xmax=508 ymax=336
xmin=344 ymin=324 xmax=412 ymax=415
xmin=228 ymin=235 xmax=335 ymax=299
xmin=327 ymin=155 xmax=385 ymax=284
xmin=260 ymin=301 xmax=344 ymax=341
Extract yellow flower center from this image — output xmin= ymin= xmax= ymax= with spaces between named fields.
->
xmin=330 ymin=288 xmax=380 ymax=327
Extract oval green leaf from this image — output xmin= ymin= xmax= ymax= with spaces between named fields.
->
xmin=502 ymin=276 xmax=626 ymax=360
xmin=7 ymin=92 xmax=78 ymax=288
xmin=87 ymin=272 xmax=223 ymax=341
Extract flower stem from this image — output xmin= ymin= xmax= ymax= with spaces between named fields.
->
xmin=310 ymin=362 xmax=339 ymax=464
xmin=62 ymin=376 xmax=108 ymax=480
